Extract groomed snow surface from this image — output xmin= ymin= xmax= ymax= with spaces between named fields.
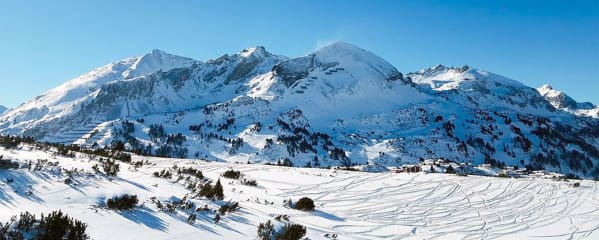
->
xmin=1 ymin=146 xmax=598 ymax=240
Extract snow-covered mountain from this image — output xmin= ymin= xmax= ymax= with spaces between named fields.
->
xmin=0 ymin=105 xmax=6 ymax=114
xmin=537 ymin=84 xmax=599 ymax=118
xmin=0 ymin=49 xmax=195 ymax=137
xmin=1 ymin=42 xmax=597 ymax=178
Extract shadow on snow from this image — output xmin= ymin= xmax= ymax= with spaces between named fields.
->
xmin=120 ymin=206 xmax=168 ymax=232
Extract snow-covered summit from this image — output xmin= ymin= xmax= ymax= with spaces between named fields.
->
xmin=408 ymin=65 xmax=472 ymax=91
xmin=0 ymin=50 xmax=196 ymax=135
xmin=123 ymin=49 xmax=196 ymax=78
xmin=247 ymin=41 xmax=419 ymax=119
xmin=240 ymin=46 xmax=271 ymax=58
xmin=312 ymin=42 xmax=399 ymax=76
xmin=314 ymin=41 xmax=404 ymax=82
xmin=407 ymin=65 xmax=554 ymax=112
xmin=262 ymin=41 xmax=406 ymax=93
xmin=408 ymin=64 xmax=526 ymax=91
xmin=537 ymin=84 xmax=598 ymax=118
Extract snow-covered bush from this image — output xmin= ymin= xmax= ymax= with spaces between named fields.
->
xmin=198 ymin=179 xmax=224 ymax=200
xmin=446 ymin=165 xmax=455 ymax=174
xmin=0 ymin=155 xmax=19 ymax=169
xmin=218 ymin=201 xmax=239 ymax=215
xmin=92 ymin=158 xmax=120 ymax=176
xmin=241 ymin=178 xmax=258 ymax=186
xmin=276 ymin=223 xmax=306 ymax=240
xmin=106 ymin=194 xmax=138 ymax=210
xmin=153 ymin=169 xmax=172 ymax=178
xmin=101 ymin=159 xmax=120 ymax=176
xmin=257 ymin=220 xmax=306 ymax=240
xmin=0 ymin=210 xmax=88 ymax=240
xmin=222 ymin=169 xmax=241 ymax=179
xmin=294 ymin=197 xmax=315 ymax=211
xmin=177 ymin=167 xmax=204 ymax=179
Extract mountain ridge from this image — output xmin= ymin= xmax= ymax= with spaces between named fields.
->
xmin=1 ymin=42 xmax=597 ymax=178
xmin=536 ymin=84 xmax=598 ymax=118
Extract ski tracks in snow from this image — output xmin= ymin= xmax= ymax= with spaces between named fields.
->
xmin=274 ymin=172 xmax=599 ymax=239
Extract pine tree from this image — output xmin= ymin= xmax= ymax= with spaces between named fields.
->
xmin=213 ymin=179 xmax=224 ymax=200
xmin=199 ymin=183 xmax=214 ymax=198
xmin=257 ymin=220 xmax=274 ymax=240
xmin=275 ymin=223 xmax=306 ymax=240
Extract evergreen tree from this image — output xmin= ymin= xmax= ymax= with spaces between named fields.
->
xmin=257 ymin=220 xmax=275 ymax=240
xmin=213 ymin=179 xmax=224 ymax=200
xmin=199 ymin=183 xmax=214 ymax=199
xmin=275 ymin=223 xmax=306 ymax=240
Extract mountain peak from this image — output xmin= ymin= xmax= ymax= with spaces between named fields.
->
xmin=431 ymin=64 xmax=447 ymax=71
xmin=150 ymin=49 xmax=167 ymax=55
xmin=536 ymin=84 xmax=598 ymax=117
xmin=240 ymin=46 xmax=270 ymax=58
xmin=317 ymin=41 xmax=360 ymax=49
xmin=312 ymin=41 xmax=368 ymax=58
xmin=537 ymin=84 xmax=564 ymax=98
xmin=126 ymin=49 xmax=195 ymax=78
xmin=310 ymin=41 xmax=400 ymax=78
xmin=538 ymin=84 xmax=554 ymax=92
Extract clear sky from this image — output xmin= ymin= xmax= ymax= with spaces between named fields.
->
xmin=0 ymin=0 xmax=597 ymax=108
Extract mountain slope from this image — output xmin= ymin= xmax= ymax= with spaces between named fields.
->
xmin=537 ymin=84 xmax=599 ymax=118
xmin=0 ymin=42 xmax=597 ymax=178
xmin=1 ymin=145 xmax=597 ymax=240
xmin=408 ymin=65 xmax=554 ymax=112
xmin=0 ymin=50 xmax=195 ymax=136
xmin=0 ymin=105 xmax=6 ymax=114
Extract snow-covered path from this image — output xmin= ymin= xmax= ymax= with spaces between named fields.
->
xmin=1 ymin=146 xmax=598 ymax=239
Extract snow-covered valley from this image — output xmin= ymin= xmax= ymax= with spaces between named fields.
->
xmin=1 ymin=144 xmax=598 ymax=239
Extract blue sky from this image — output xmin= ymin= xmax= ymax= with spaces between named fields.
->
xmin=0 ymin=0 xmax=597 ymax=107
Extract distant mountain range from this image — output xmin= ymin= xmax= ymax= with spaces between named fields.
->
xmin=0 ymin=105 xmax=6 ymax=114
xmin=1 ymin=42 xmax=597 ymax=178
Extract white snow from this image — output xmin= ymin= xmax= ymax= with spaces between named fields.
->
xmin=1 ymin=145 xmax=597 ymax=239
xmin=0 ymin=50 xmax=196 ymax=135
xmin=537 ymin=84 xmax=599 ymax=118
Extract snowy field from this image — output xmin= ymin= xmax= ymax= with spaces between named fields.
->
xmin=1 ymin=145 xmax=598 ymax=240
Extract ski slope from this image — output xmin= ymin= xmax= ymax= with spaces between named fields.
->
xmin=1 ymin=145 xmax=597 ymax=239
